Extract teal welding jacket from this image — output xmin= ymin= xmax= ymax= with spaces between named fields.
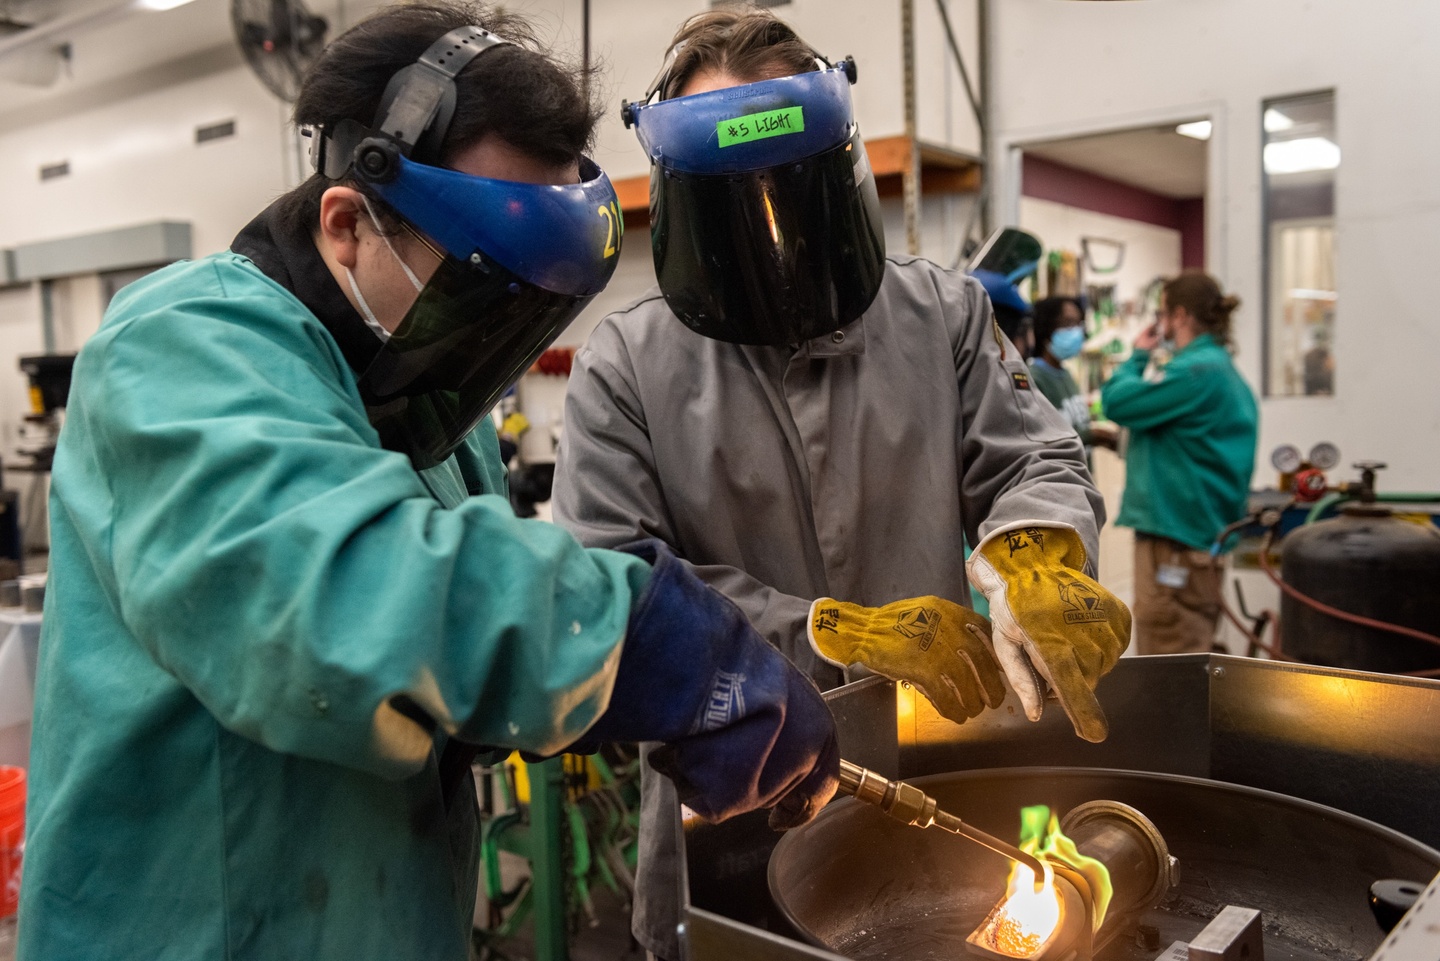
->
xmin=19 ymin=252 xmax=650 ymax=961
xmin=1100 ymin=333 xmax=1259 ymax=552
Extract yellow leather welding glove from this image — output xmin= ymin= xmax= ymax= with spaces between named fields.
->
xmin=966 ymin=523 xmax=1131 ymax=743
xmin=807 ymin=596 xmax=1006 ymax=723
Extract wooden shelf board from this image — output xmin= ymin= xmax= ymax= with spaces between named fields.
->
xmin=612 ymin=134 xmax=981 ymax=220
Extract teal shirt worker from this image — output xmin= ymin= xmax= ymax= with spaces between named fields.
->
xmin=1100 ymin=274 xmax=1258 ymax=654
xmin=17 ymin=7 xmax=841 ymax=959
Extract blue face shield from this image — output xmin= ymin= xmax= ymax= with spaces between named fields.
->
xmin=351 ymin=147 xmax=621 ymax=467
xmin=971 ymin=268 xmax=1032 ymax=317
xmin=311 ymin=25 xmax=623 ymax=468
xmin=622 ymin=63 xmax=885 ymax=346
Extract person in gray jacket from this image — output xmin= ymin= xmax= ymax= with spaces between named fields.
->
xmin=552 ymin=9 xmax=1131 ymax=960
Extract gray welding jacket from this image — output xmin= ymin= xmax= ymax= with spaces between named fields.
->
xmin=551 ymin=255 xmax=1103 ymax=959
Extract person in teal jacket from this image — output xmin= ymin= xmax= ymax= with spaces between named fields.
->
xmin=1100 ymin=272 xmax=1258 ymax=655
xmin=18 ymin=5 xmax=839 ymax=960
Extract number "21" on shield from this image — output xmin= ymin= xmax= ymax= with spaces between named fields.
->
xmin=597 ymin=201 xmax=623 ymax=258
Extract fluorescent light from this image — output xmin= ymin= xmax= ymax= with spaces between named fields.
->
xmin=1288 ymin=289 xmax=1337 ymax=301
xmin=1264 ymin=137 xmax=1340 ymax=174
xmin=135 ymin=0 xmax=198 ymax=10
xmin=1263 ymin=108 xmax=1295 ymax=132
xmin=1176 ymin=120 xmax=1212 ymax=141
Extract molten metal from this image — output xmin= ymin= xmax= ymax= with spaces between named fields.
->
xmin=967 ymin=805 xmax=1114 ymax=960
xmin=972 ymin=860 xmax=1060 ymax=958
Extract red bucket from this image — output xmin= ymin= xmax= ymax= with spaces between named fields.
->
xmin=0 ymin=767 xmax=25 ymax=918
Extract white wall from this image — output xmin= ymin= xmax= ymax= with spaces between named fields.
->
xmin=0 ymin=61 xmax=296 ymax=258
xmin=554 ymin=0 xmax=980 ymax=182
xmin=1019 ymin=197 xmax=1180 ymax=311
xmin=989 ymin=0 xmax=1440 ymax=491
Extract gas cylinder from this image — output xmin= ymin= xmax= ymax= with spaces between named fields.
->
xmin=1280 ymin=504 xmax=1440 ymax=674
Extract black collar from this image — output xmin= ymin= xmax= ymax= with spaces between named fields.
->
xmin=231 ymin=200 xmax=383 ymax=376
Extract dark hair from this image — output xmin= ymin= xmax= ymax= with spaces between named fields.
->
xmin=657 ymin=6 xmax=820 ymax=100
xmin=1163 ymin=271 xmax=1240 ymax=349
xmin=993 ymin=303 xmax=1032 ymax=342
xmin=1032 ymin=296 xmax=1083 ymax=355
xmin=275 ymin=1 xmax=600 ymax=236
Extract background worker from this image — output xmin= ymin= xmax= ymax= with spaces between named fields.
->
xmin=1101 ymin=271 xmax=1259 ymax=655
xmin=552 ymin=9 xmax=1131 ymax=960
xmin=1031 ymin=295 xmax=1118 ymax=465
xmin=18 ymin=6 xmax=839 ymax=959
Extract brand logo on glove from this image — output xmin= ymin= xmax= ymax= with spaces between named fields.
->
xmin=701 ymin=670 xmax=748 ymax=731
xmin=892 ymin=606 xmax=942 ymax=651
xmin=1058 ymin=576 xmax=1106 ymax=624
xmin=1005 ymin=528 xmax=1044 ymax=557
xmin=813 ymin=606 xmax=841 ymax=634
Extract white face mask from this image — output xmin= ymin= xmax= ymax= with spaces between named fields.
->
xmin=344 ymin=267 xmax=392 ymax=343
xmin=361 ymin=194 xmax=425 ymax=293
xmin=345 ymin=195 xmax=427 ymax=344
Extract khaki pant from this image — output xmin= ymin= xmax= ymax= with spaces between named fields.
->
xmin=1133 ymin=534 xmax=1223 ymax=655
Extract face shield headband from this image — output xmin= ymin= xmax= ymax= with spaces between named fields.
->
xmin=625 ymin=63 xmax=859 ymax=174
xmin=622 ymin=64 xmax=886 ymax=346
xmin=305 ymin=26 xmax=624 ymax=468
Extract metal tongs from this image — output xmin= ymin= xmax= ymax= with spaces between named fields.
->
xmin=838 ymin=759 xmax=1047 ymax=888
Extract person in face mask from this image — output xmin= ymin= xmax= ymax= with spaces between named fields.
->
xmin=1030 ymin=296 xmax=1117 ymax=466
xmin=19 ymin=5 xmax=842 ymax=959
xmin=551 ymin=10 xmax=1131 ymax=961
xmin=1100 ymin=271 xmax=1258 ymax=655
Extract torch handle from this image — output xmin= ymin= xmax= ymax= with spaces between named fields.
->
xmin=838 ymin=759 xmax=1047 ymax=879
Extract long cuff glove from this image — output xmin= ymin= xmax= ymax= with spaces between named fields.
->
xmin=965 ymin=523 xmax=1131 ymax=743
xmin=578 ymin=541 xmax=839 ymax=830
xmin=807 ymin=597 xmax=1005 ymax=723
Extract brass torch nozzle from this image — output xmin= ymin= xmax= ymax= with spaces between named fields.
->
xmin=837 ymin=760 xmax=1048 ymax=882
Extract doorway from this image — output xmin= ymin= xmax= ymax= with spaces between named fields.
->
xmin=1012 ymin=120 xmax=1212 ymax=619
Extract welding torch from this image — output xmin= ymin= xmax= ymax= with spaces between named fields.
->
xmin=838 ymin=760 xmax=1047 ymax=884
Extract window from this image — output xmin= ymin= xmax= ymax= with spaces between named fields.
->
xmin=1263 ymin=91 xmax=1337 ymax=397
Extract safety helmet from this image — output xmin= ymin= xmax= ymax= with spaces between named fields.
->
xmin=622 ymin=58 xmax=885 ymax=346
xmin=309 ymin=26 xmax=622 ymax=469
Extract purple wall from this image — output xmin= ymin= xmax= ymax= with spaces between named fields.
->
xmin=1178 ymin=198 xmax=1206 ymax=270
xmin=1023 ymin=154 xmax=1206 ymax=270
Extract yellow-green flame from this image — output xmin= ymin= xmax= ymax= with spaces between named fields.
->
xmin=1017 ymin=804 xmax=1114 ymax=929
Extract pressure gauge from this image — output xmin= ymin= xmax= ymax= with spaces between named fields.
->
xmin=1270 ymin=444 xmax=1302 ymax=474
xmin=1308 ymin=442 xmax=1341 ymax=471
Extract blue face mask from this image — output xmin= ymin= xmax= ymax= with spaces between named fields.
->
xmin=1049 ymin=326 xmax=1086 ymax=361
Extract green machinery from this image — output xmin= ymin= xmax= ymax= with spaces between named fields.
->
xmin=473 ymin=747 xmax=642 ymax=961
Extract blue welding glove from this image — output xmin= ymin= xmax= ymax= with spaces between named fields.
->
xmin=578 ymin=540 xmax=840 ymax=830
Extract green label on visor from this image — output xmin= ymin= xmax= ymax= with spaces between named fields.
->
xmin=717 ymin=106 xmax=805 ymax=148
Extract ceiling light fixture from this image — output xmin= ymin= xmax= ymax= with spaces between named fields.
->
xmin=1175 ymin=120 xmax=1212 ymax=141
xmin=1264 ymin=137 xmax=1340 ymax=175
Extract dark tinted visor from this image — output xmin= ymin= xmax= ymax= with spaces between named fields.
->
xmin=651 ymin=133 xmax=885 ymax=345
xmin=360 ymin=253 xmax=592 ymax=469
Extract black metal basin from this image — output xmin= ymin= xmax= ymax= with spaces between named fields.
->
xmin=769 ymin=768 xmax=1440 ymax=961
